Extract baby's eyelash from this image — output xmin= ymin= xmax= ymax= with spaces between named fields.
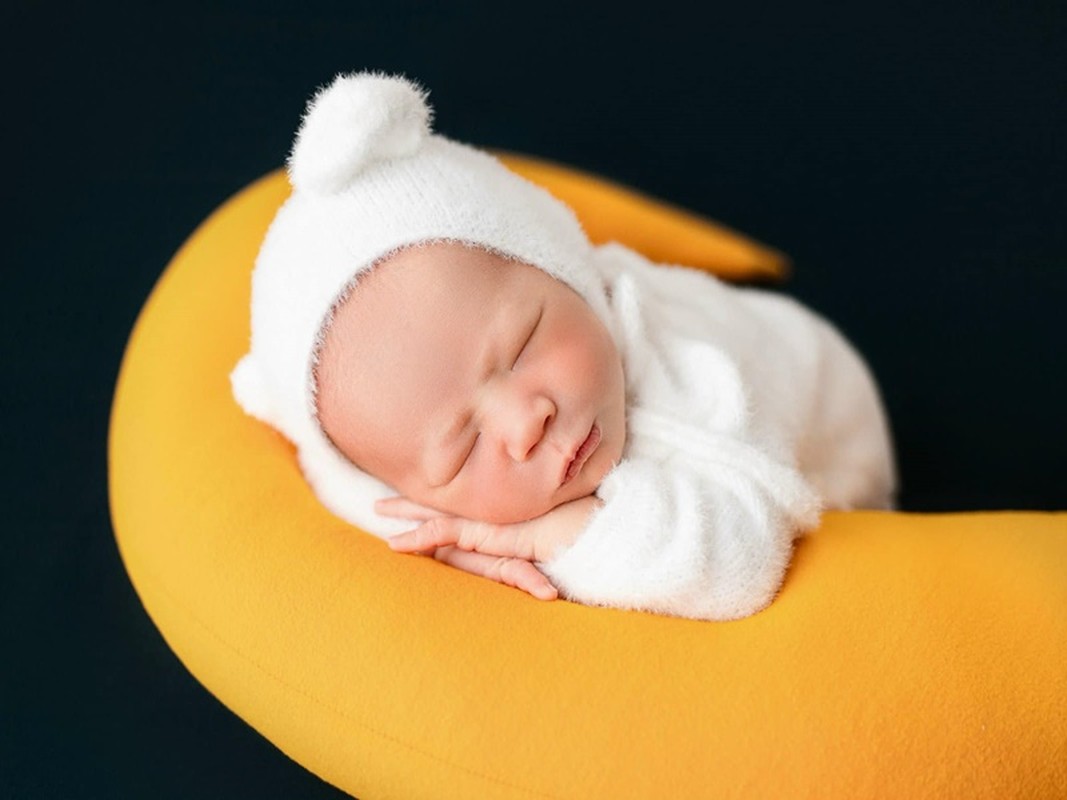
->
xmin=511 ymin=306 xmax=543 ymax=369
xmin=452 ymin=433 xmax=479 ymax=481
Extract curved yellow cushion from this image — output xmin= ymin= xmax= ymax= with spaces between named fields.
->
xmin=110 ymin=164 xmax=1067 ymax=800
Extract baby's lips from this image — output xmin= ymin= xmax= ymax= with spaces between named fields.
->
xmin=560 ymin=424 xmax=601 ymax=486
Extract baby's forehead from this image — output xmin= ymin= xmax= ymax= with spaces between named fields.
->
xmin=340 ymin=240 xmax=570 ymax=320
xmin=321 ymin=242 xmax=547 ymax=378
xmin=368 ymin=240 xmax=533 ymax=288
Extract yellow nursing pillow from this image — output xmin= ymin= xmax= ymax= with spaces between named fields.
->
xmin=109 ymin=156 xmax=1067 ymax=799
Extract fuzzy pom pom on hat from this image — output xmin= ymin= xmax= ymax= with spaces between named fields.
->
xmin=230 ymin=71 xmax=603 ymax=534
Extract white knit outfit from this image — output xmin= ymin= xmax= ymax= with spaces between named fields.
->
xmin=539 ymin=243 xmax=895 ymax=620
xmin=232 ymin=72 xmax=896 ymax=622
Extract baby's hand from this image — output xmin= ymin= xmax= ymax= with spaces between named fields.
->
xmin=375 ymin=495 xmax=601 ymax=601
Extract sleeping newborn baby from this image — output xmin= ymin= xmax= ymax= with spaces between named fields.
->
xmin=232 ymin=72 xmax=896 ymax=621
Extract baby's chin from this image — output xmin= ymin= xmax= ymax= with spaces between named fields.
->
xmin=451 ymin=494 xmax=571 ymax=525
xmin=444 ymin=469 xmax=609 ymax=525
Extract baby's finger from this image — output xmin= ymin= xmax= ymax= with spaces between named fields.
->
xmin=375 ymin=496 xmax=447 ymax=522
xmin=388 ymin=517 xmax=476 ymax=553
xmin=434 ymin=547 xmax=558 ymax=601
xmin=388 ymin=517 xmax=537 ymax=561
xmin=388 ymin=527 xmax=434 ymax=553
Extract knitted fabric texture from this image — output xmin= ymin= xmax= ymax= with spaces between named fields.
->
xmin=230 ymin=72 xmax=604 ymax=531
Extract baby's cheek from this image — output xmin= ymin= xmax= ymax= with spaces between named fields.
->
xmin=553 ymin=342 xmax=606 ymax=391
xmin=460 ymin=466 xmax=555 ymax=524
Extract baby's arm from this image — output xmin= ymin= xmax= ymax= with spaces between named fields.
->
xmin=540 ymin=447 xmax=819 ymax=621
xmin=382 ymin=430 xmax=820 ymax=621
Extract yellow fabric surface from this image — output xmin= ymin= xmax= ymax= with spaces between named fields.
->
xmin=110 ymin=165 xmax=1067 ymax=800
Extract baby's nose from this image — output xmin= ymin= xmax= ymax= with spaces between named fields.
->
xmin=495 ymin=390 xmax=556 ymax=462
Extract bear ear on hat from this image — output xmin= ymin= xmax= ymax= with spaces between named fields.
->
xmin=288 ymin=71 xmax=433 ymax=196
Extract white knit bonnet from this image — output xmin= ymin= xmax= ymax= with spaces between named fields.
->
xmin=230 ymin=71 xmax=604 ymax=534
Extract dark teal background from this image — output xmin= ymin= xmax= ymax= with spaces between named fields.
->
xmin=6 ymin=1 xmax=1065 ymax=797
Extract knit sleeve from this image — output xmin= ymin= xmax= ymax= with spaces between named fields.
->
xmin=549 ymin=243 xmax=823 ymax=620
xmin=538 ymin=424 xmax=821 ymax=621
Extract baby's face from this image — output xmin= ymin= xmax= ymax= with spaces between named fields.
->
xmin=316 ymin=242 xmax=627 ymax=524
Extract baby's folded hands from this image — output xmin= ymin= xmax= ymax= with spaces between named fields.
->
xmin=376 ymin=495 xmax=601 ymax=601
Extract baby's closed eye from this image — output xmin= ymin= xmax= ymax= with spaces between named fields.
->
xmin=511 ymin=306 xmax=543 ymax=370
xmin=452 ymin=433 xmax=479 ymax=482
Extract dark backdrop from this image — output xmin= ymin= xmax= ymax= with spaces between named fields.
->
xmin=6 ymin=1 xmax=1065 ymax=797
